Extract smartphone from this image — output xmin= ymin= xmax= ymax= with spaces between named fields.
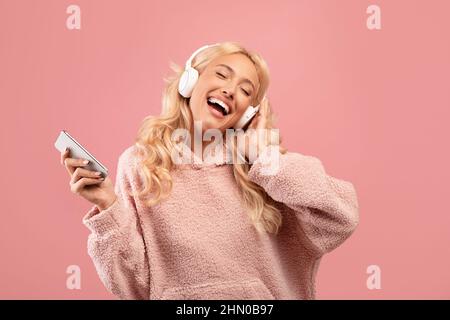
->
xmin=54 ymin=130 xmax=109 ymax=178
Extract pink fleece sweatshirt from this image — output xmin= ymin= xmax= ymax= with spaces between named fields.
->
xmin=82 ymin=144 xmax=359 ymax=300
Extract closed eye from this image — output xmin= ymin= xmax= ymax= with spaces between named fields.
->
xmin=216 ymin=72 xmax=226 ymax=79
xmin=241 ymin=88 xmax=250 ymax=96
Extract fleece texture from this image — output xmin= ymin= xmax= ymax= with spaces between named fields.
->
xmin=82 ymin=144 xmax=359 ymax=300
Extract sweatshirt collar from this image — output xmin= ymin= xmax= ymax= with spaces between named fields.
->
xmin=174 ymin=141 xmax=233 ymax=170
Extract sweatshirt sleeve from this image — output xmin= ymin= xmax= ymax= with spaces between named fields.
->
xmin=247 ymin=145 xmax=360 ymax=257
xmin=82 ymin=146 xmax=150 ymax=299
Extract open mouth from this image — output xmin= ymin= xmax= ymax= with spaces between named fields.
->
xmin=207 ymin=96 xmax=231 ymax=116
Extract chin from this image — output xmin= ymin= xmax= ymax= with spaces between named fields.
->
xmin=204 ymin=120 xmax=222 ymax=131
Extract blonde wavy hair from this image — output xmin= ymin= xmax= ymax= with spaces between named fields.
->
xmin=132 ymin=42 xmax=285 ymax=235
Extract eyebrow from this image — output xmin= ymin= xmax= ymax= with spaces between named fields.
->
xmin=216 ymin=64 xmax=256 ymax=91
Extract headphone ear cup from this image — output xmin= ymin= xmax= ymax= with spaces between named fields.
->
xmin=178 ymin=67 xmax=199 ymax=98
xmin=233 ymin=105 xmax=259 ymax=129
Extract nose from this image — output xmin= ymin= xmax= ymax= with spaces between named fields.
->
xmin=221 ymin=88 xmax=234 ymax=100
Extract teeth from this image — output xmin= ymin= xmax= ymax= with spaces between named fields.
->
xmin=207 ymin=97 xmax=230 ymax=115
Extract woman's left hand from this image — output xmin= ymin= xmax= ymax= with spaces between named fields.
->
xmin=239 ymin=97 xmax=287 ymax=161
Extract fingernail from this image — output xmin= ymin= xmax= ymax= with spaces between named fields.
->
xmin=95 ymin=171 xmax=102 ymax=176
xmin=83 ymin=160 xmax=89 ymax=164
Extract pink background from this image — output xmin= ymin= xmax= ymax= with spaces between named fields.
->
xmin=1 ymin=0 xmax=449 ymax=299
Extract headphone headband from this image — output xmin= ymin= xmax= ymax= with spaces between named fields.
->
xmin=185 ymin=43 xmax=220 ymax=69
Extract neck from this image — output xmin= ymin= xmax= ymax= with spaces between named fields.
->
xmin=189 ymin=125 xmax=227 ymax=161
xmin=188 ymin=126 xmax=209 ymax=160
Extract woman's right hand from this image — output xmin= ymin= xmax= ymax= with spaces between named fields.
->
xmin=61 ymin=148 xmax=117 ymax=211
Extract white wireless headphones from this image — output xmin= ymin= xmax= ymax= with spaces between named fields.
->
xmin=177 ymin=43 xmax=263 ymax=130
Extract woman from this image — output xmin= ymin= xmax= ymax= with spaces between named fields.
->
xmin=60 ymin=42 xmax=359 ymax=300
